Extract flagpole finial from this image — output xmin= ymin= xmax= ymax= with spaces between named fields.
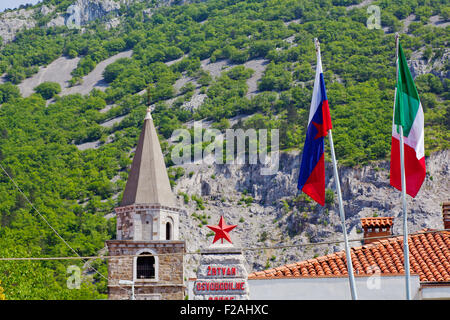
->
xmin=395 ymin=33 xmax=400 ymax=62
xmin=145 ymin=84 xmax=153 ymax=120
xmin=314 ymin=38 xmax=320 ymax=52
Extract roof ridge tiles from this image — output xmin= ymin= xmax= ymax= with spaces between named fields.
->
xmin=248 ymin=230 xmax=450 ymax=283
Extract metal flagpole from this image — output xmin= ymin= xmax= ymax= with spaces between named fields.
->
xmin=328 ymin=130 xmax=358 ymax=300
xmin=400 ymin=126 xmax=411 ymax=300
xmin=394 ymin=33 xmax=411 ymax=300
xmin=315 ymin=39 xmax=358 ymax=300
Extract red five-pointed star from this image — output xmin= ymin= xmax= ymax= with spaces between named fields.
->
xmin=312 ymin=121 xmax=328 ymax=140
xmin=207 ymin=216 xmax=237 ymax=244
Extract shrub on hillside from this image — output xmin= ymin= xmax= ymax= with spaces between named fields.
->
xmin=34 ymin=82 xmax=61 ymax=100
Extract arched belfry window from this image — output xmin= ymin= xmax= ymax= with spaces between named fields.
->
xmin=166 ymin=222 xmax=172 ymax=240
xmin=136 ymin=253 xmax=155 ymax=279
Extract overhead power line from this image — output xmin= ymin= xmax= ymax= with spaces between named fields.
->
xmin=0 ymin=162 xmax=130 ymax=293
xmin=0 ymin=228 xmax=447 ymax=261
xmin=1 ymin=161 xmax=447 ymax=298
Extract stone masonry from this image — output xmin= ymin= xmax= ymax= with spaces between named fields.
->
xmin=107 ymin=240 xmax=185 ymax=300
xmin=193 ymin=243 xmax=249 ymax=300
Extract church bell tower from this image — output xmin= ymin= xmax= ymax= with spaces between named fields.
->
xmin=106 ymin=108 xmax=185 ymax=300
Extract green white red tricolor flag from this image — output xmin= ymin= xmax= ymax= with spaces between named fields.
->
xmin=390 ymin=42 xmax=426 ymax=198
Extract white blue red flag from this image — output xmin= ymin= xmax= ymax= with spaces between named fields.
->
xmin=297 ymin=49 xmax=332 ymax=206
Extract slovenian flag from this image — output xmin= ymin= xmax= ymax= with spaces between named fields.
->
xmin=297 ymin=47 xmax=332 ymax=206
xmin=390 ymin=42 xmax=426 ymax=198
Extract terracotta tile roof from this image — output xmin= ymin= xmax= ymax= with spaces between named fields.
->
xmin=248 ymin=230 xmax=450 ymax=283
xmin=361 ymin=217 xmax=394 ymax=228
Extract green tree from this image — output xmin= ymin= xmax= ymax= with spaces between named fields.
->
xmin=415 ymin=6 xmax=433 ymax=23
xmin=0 ymin=83 xmax=20 ymax=103
xmin=259 ymin=62 xmax=292 ymax=92
xmin=441 ymin=7 xmax=450 ymax=21
xmin=6 ymin=67 xmax=26 ymax=84
xmin=103 ymin=58 xmax=132 ymax=83
xmin=0 ymin=280 xmax=5 ymax=300
xmin=325 ymin=189 xmax=335 ymax=205
xmin=34 ymin=82 xmax=61 ymax=100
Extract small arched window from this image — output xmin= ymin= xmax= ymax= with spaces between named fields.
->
xmin=136 ymin=253 xmax=155 ymax=279
xmin=166 ymin=222 xmax=172 ymax=240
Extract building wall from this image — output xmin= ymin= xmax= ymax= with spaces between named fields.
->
xmin=160 ymin=209 xmax=180 ymax=240
xmin=109 ymin=284 xmax=185 ymax=300
xmin=115 ymin=205 xmax=182 ymax=241
xmin=364 ymin=231 xmax=392 ymax=244
xmin=246 ymin=275 xmax=422 ymax=300
xmin=116 ymin=211 xmax=133 ymax=240
xmin=420 ymin=285 xmax=450 ymax=300
xmin=107 ymin=240 xmax=186 ymax=300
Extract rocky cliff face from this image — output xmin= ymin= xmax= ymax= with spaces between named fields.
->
xmin=0 ymin=0 xmax=204 ymax=44
xmin=0 ymin=0 xmax=136 ymax=43
xmin=64 ymin=0 xmax=121 ymax=27
xmin=0 ymin=8 xmax=36 ymax=43
xmin=409 ymin=47 xmax=450 ymax=80
xmin=174 ymin=150 xmax=449 ymax=277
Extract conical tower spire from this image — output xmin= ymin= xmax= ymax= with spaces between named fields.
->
xmin=106 ymin=100 xmax=185 ymax=300
xmin=120 ymin=107 xmax=175 ymax=207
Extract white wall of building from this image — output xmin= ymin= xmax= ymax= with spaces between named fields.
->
xmin=188 ymin=275 xmax=450 ymax=300
xmin=247 ymin=275 xmax=422 ymax=300
xmin=187 ymin=275 xmax=425 ymax=300
xmin=420 ymin=285 xmax=450 ymax=300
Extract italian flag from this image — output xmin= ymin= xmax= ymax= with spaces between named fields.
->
xmin=390 ymin=42 xmax=426 ymax=198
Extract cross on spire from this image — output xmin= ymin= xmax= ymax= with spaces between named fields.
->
xmin=145 ymin=106 xmax=152 ymax=120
